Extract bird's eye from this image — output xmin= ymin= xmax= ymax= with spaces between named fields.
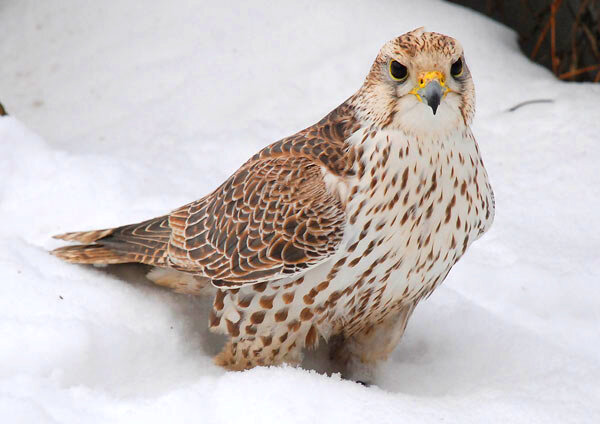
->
xmin=389 ymin=60 xmax=408 ymax=82
xmin=451 ymin=58 xmax=463 ymax=77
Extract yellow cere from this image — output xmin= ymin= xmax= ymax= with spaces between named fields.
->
xmin=409 ymin=70 xmax=453 ymax=102
xmin=419 ymin=71 xmax=445 ymax=87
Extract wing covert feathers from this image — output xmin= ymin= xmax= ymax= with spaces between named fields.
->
xmin=166 ymin=102 xmax=359 ymax=287
xmin=167 ymin=158 xmax=347 ymax=287
xmin=52 ymin=102 xmax=361 ymax=288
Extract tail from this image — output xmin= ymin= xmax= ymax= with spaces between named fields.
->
xmin=51 ymin=216 xmax=171 ymax=266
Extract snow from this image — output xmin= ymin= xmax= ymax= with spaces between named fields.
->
xmin=1 ymin=0 xmax=599 ymax=422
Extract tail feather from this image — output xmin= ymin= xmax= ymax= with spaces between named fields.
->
xmin=53 ymin=228 xmax=115 ymax=244
xmin=51 ymin=216 xmax=171 ymax=266
xmin=51 ymin=244 xmax=134 ymax=264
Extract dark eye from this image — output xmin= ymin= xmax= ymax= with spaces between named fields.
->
xmin=389 ymin=60 xmax=408 ymax=82
xmin=451 ymin=58 xmax=463 ymax=77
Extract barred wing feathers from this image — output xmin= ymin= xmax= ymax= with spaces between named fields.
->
xmin=52 ymin=102 xmax=360 ymax=289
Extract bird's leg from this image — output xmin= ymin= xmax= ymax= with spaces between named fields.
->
xmin=330 ymin=302 xmax=415 ymax=384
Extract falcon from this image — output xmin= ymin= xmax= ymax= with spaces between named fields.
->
xmin=52 ymin=28 xmax=495 ymax=383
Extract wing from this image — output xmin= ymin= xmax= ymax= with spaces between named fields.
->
xmin=166 ymin=102 xmax=360 ymax=288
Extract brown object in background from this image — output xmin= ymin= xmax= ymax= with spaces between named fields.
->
xmin=0 ymin=102 xmax=7 ymax=116
xmin=448 ymin=0 xmax=600 ymax=82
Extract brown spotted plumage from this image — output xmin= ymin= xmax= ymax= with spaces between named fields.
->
xmin=52 ymin=28 xmax=494 ymax=383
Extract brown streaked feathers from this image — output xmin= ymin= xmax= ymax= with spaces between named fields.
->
xmin=53 ymin=216 xmax=171 ymax=265
xmin=51 ymin=29 xmax=495 ymax=380
xmin=53 ymin=103 xmax=359 ymax=287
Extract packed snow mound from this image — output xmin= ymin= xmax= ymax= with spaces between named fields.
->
xmin=1 ymin=0 xmax=599 ymax=422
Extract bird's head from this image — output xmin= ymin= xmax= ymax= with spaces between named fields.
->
xmin=354 ymin=28 xmax=475 ymax=136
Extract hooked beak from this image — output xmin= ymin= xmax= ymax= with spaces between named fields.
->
xmin=409 ymin=71 xmax=451 ymax=115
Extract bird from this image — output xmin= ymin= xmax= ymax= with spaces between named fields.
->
xmin=52 ymin=28 xmax=495 ymax=383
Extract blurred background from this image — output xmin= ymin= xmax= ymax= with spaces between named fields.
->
xmin=451 ymin=0 xmax=599 ymax=82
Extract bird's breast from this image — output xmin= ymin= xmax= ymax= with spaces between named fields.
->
xmin=320 ymin=127 xmax=494 ymax=329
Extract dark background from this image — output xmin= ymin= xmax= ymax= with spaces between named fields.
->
xmin=449 ymin=0 xmax=600 ymax=81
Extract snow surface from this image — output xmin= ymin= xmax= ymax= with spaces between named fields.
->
xmin=1 ymin=0 xmax=599 ymax=422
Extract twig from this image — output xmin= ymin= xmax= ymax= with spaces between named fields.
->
xmin=568 ymin=0 xmax=590 ymax=78
xmin=581 ymin=22 xmax=600 ymax=61
xmin=507 ymin=99 xmax=554 ymax=112
xmin=531 ymin=17 xmax=551 ymax=59
xmin=558 ymin=64 xmax=600 ymax=79
xmin=550 ymin=0 xmax=564 ymax=75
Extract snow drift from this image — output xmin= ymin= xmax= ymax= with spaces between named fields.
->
xmin=0 ymin=0 xmax=599 ymax=422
